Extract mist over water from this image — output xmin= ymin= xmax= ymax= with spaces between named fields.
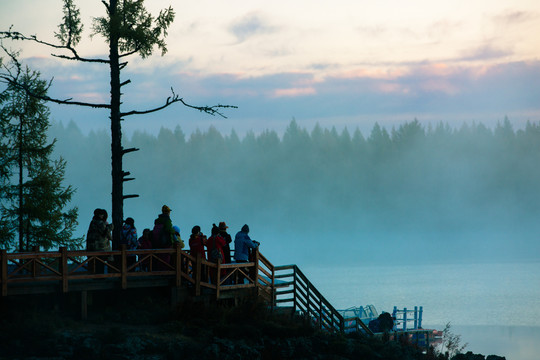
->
xmin=50 ymin=118 xmax=540 ymax=267
xmin=303 ymin=261 xmax=540 ymax=360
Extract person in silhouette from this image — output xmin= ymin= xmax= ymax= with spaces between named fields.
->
xmin=234 ymin=224 xmax=259 ymax=283
xmin=137 ymin=228 xmax=152 ymax=271
xmin=152 ymin=205 xmax=174 ymax=248
xmin=86 ymin=208 xmax=113 ymax=274
xmin=189 ymin=225 xmax=207 ymax=282
xmin=138 ymin=228 xmax=152 ymax=250
xmin=206 ymin=224 xmax=226 ymax=284
xmin=234 ymin=224 xmax=259 ymax=262
xmin=189 ymin=225 xmax=207 ymax=259
xmin=218 ymin=221 xmax=232 ymax=264
xmin=120 ymin=217 xmax=138 ymax=268
xmin=152 ymin=205 xmax=175 ymax=270
xmin=172 ymin=225 xmax=184 ymax=249
xmin=218 ymin=221 xmax=233 ymax=283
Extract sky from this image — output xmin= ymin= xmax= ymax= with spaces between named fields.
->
xmin=1 ymin=0 xmax=539 ymax=137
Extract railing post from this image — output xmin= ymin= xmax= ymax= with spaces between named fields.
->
xmin=271 ymin=264 xmax=275 ymax=311
xmin=419 ymin=306 xmax=423 ymax=329
xmin=414 ymin=306 xmax=418 ymax=329
xmin=60 ymin=247 xmax=68 ymax=292
xmin=32 ymin=246 xmax=39 ymax=277
xmin=216 ymin=259 xmax=221 ymax=299
xmin=195 ymin=253 xmax=201 ymax=296
xmin=403 ymin=307 xmax=407 ymax=331
xmin=306 ymin=280 xmax=310 ymax=317
xmin=292 ymin=266 xmax=297 ymax=313
xmin=1 ymin=249 xmax=7 ymax=296
xmin=121 ymin=245 xmax=127 ymax=289
xmin=175 ymin=243 xmax=182 ymax=287
xmin=253 ymin=248 xmax=260 ymax=294
xmin=319 ymin=298 xmax=323 ymax=330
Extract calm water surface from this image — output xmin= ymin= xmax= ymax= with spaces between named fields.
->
xmin=301 ymin=262 xmax=540 ymax=360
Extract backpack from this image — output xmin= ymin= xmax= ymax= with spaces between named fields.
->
xmin=121 ymin=225 xmax=137 ymax=249
xmin=152 ymin=223 xmax=169 ymax=248
xmin=209 ymin=236 xmax=223 ymax=263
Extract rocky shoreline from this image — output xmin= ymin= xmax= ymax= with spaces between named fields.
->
xmin=0 ymin=291 xmax=505 ymax=360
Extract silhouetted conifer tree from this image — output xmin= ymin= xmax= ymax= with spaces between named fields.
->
xmin=0 ymin=63 xmax=80 ymax=251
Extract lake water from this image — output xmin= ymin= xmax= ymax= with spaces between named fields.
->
xmin=301 ymin=262 xmax=540 ymax=360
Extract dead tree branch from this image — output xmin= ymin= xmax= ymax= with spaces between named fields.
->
xmin=120 ymin=87 xmax=238 ymax=118
xmin=0 ymin=27 xmax=109 ymax=64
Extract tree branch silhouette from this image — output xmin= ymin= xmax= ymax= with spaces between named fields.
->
xmin=121 ymin=88 xmax=237 ymax=117
xmin=1 ymin=0 xmax=237 ymax=248
xmin=0 ymin=27 xmax=109 ymax=64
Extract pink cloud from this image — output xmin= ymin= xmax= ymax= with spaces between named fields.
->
xmin=417 ymin=63 xmax=457 ymax=77
xmin=272 ymin=87 xmax=316 ymax=97
xmin=336 ymin=68 xmax=409 ymax=80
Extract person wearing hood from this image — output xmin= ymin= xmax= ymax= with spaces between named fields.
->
xmin=121 ymin=217 xmax=138 ymax=268
xmin=121 ymin=217 xmax=138 ymax=250
xmin=234 ymin=224 xmax=259 ymax=284
xmin=234 ymin=224 xmax=259 ymax=263
xmin=172 ymin=225 xmax=185 ymax=249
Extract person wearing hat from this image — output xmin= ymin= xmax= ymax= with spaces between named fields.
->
xmin=152 ymin=205 xmax=175 ymax=270
xmin=152 ymin=205 xmax=175 ymax=248
xmin=218 ymin=221 xmax=232 ymax=263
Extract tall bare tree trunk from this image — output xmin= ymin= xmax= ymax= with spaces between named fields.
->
xmin=18 ymin=114 xmax=24 ymax=252
xmin=109 ymin=0 xmax=123 ymax=249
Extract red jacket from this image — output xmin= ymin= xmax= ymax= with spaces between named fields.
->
xmin=206 ymin=234 xmax=226 ymax=263
xmin=189 ymin=234 xmax=207 ymax=260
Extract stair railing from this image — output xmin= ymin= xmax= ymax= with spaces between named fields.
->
xmin=273 ymin=264 xmax=372 ymax=335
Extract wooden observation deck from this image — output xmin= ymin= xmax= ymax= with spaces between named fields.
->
xmin=1 ymin=245 xmax=439 ymax=346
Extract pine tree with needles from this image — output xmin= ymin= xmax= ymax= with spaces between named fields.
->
xmin=0 ymin=60 xmax=81 ymax=251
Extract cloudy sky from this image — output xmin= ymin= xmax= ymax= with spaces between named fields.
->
xmin=1 ymin=0 xmax=539 ymax=136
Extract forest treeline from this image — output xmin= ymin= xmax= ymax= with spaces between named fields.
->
xmin=51 ymin=118 xmax=540 ymax=263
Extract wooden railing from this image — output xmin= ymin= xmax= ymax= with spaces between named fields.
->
xmin=1 ymin=246 xmax=377 ymax=337
xmin=0 ymin=245 xmax=273 ymax=299
xmin=273 ymin=264 xmax=373 ymax=335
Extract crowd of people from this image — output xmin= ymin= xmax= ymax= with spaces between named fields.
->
xmin=85 ymin=204 xmax=260 ymax=282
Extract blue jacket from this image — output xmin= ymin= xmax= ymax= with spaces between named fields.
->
xmin=234 ymin=230 xmax=258 ymax=261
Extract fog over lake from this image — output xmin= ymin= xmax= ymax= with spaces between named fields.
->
xmin=50 ymin=118 xmax=540 ymax=267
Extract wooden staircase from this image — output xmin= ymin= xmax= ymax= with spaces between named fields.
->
xmin=271 ymin=264 xmax=373 ymax=335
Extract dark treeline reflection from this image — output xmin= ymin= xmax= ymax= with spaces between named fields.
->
xmin=51 ymin=118 xmax=540 ymax=265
